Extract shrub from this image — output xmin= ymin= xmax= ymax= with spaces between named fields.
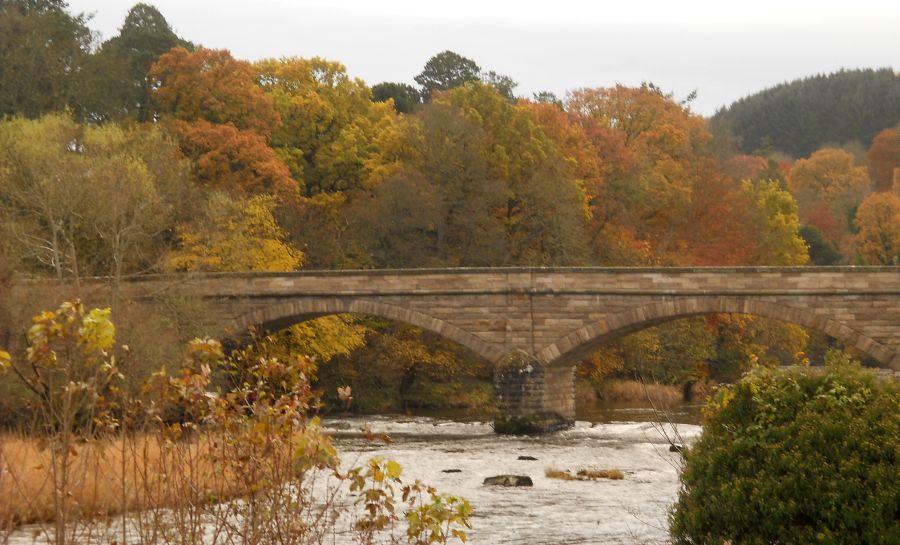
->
xmin=669 ymin=355 xmax=900 ymax=545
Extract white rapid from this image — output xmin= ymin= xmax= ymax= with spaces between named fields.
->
xmin=325 ymin=413 xmax=702 ymax=544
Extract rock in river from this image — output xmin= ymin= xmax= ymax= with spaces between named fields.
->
xmin=483 ymin=475 xmax=533 ymax=487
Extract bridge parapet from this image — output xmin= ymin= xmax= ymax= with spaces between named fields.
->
xmin=83 ymin=266 xmax=900 ymax=298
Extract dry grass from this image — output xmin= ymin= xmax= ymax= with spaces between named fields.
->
xmin=601 ymin=379 xmax=683 ymax=404
xmin=545 ymin=467 xmax=624 ymax=481
xmin=577 ymin=468 xmax=624 ymax=480
xmin=0 ymin=432 xmax=245 ymax=529
xmin=544 ymin=468 xmax=578 ymax=481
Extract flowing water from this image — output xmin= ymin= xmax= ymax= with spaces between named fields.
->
xmin=325 ymin=403 xmax=703 ymax=544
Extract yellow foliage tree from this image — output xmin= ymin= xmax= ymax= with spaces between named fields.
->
xmin=741 ymin=179 xmax=809 ymax=265
xmin=254 ymin=57 xmax=396 ymax=196
xmin=166 ymin=193 xmax=366 ymax=362
xmin=167 ymin=193 xmax=302 ymax=272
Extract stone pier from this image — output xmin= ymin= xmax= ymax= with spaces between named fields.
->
xmin=492 ymin=351 xmax=576 ymax=433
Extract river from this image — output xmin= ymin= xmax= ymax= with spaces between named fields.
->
xmin=324 ymin=402 xmax=703 ymax=544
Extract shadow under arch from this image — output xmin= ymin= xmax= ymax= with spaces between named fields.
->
xmin=225 ymin=298 xmax=507 ymax=363
xmin=537 ymin=297 xmax=899 ymax=370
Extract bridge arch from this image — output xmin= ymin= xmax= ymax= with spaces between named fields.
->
xmin=537 ymin=297 xmax=899 ymax=370
xmin=226 ymin=297 xmax=506 ymax=363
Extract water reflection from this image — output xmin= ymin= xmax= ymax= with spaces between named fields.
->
xmin=576 ymin=400 xmax=704 ymax=426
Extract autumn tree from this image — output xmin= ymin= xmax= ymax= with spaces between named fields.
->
xmin=0 ymin=114 xmax=87 ymax=280
xmin=165 ymin=192 xmax=367 ymax=363
xmin=517 ymin=100 xmax=603 ymax=215
xmin=78 ymin=123 xmax=180 ymax=299
xmin=787 ymin=148 xmax=871 ymax=254
xmin=718 ymin=153 xmax=768 ymax=183
xmin=348 ymin=171 xmax=443 ymax=268
xmin=437 ymin=83 xmax=591 ymax=265
xmin=254 ymin=57 xmax=395 ymax=196
xmin=406 ymin=101 xmax=507 ymax=265
xmin=853 ymin=191 xmax=900 ymax=265
xmin=353 ymin=93 xmax=508 ymax=267
xmin=277 ymin=192 xmax=369 ymax=269
xmin=148 ymin=47 xmax=299 ymax=201
xmin=740 ymin=179 xmax=808 ymax=265
xmin=567 ymin=84 xmax=729 ymax=265
xmin=149 ymin=47 xmax=280 ymax=137
xmin=867 ymin=127 xmax=900 ymax=192
xmin=166 ymin=192 xmax=302 ymax=273
xmin=0 ymin=114 xmax=191 ymax=283
xmin=169 ymin=120 xmax=297 ymax=198
xmin=789 ymin=148 xmax=871 ymax=203
xmin=565 ymin=85 xmax=811 ymax=379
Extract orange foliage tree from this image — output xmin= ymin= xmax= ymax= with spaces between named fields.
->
xmin=566 ymin=84 xmax=762 ymax=266
xmin=149 ymin=48 xmax=297 ymax=199
xmin=170 ymin=120 xmax=297 ymax=198
xmin=149 ymin=47 xmax=280 ymax=137
xmin=719 ymin=154 xmax=768 ymax=183
xmin=787 ymin=148 xmax=871 ymax=254
xmin=788 ymin=148 xmax=871 ymax=202
xmin=516 ymin=100 xmax=604 ymax=216
xmin=853 ymin=191 xmax=900 ymax=265
xmin=867 ymin=127 xmax=900 ymax=192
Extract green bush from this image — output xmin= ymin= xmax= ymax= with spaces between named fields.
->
xmin=670 ymin=357 xmax=899 ymax=545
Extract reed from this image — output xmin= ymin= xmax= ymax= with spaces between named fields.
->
xmin=0 ymin=432 xmax=244 ymax=529
xmin=600 ymin=379 xmax=683 ymax=404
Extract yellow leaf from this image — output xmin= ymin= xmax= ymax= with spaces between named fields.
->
xmin=386 ymin=460 xmax=402 ymax=479
xmin=79 ymin=308 xmax=115 ymax=351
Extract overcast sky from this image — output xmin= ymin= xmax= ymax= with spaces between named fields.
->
xmin=67 ymin=0 xmax=900 ymax=116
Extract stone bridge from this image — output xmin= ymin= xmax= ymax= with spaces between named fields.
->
xmin=10 ymin=267 xmax=900 ymax=431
